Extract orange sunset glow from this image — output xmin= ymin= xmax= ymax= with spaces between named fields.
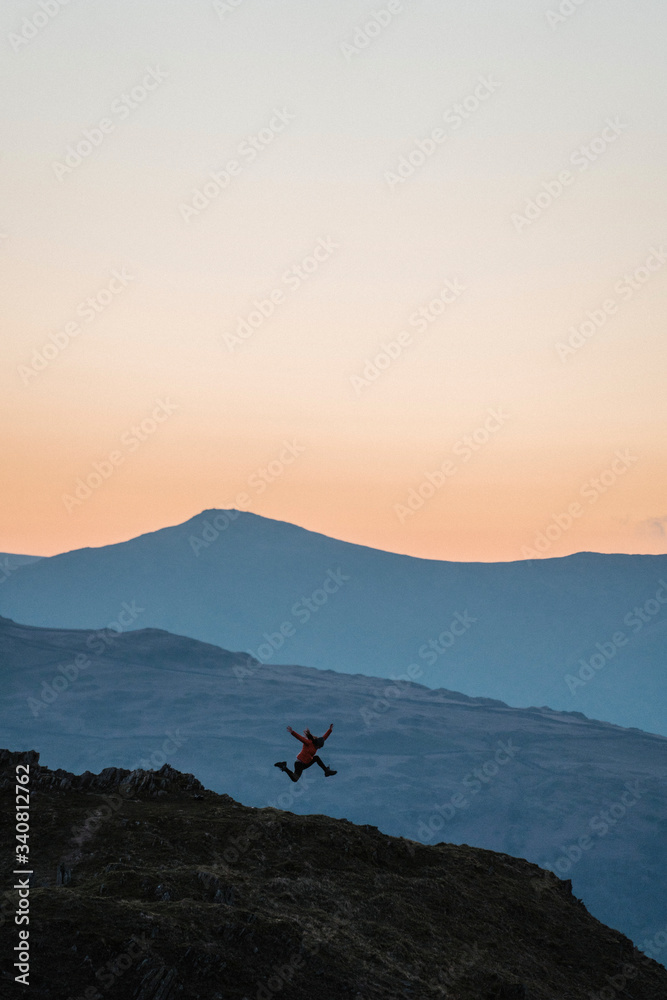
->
xmin=2 ymin=0 xmax=666 ymax=562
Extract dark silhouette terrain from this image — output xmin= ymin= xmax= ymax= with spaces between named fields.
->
xmin=1 ymin=749 xmax=666 ymax=999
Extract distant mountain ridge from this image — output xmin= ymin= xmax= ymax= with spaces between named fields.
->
xmin=0 ymin=551 xmax=42 ymax=584
xmin=3 ymin=613 xmax=667 ymax=952
xmin=1 ymin=509 xmax=666 ymax=735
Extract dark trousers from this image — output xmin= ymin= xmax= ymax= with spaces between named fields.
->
xmin=283 ymin=755 xmax=328 ymax=782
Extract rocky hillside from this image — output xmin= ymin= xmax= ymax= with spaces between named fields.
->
xmin=1 ymin=750 xmax=666 ymax=1000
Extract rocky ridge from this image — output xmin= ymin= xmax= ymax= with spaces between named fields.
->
xmin=1 ymin=749 xmax=667 ymax=999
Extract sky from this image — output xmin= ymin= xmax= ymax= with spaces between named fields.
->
xmin=2 ymin=0 xmax=666 ymax=562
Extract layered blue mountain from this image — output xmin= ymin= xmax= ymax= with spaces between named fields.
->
xmin=1 ymin=509 xmax=666 ymax=734
xmin=2 ymin=614 xmax=666 ymax=958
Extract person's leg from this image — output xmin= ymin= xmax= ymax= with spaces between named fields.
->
xmin=274 ymin=760 xmax=299 ymax=781
xmin=278 ymin=759 xmax=317 ymax=782
xmin=280 ymin=760 xmax=308 ymax=782
xmin=313 ymin=755 xmax=337 ymax=777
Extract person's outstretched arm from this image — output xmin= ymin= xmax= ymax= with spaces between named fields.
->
xmin=321 ymin=723 xmax=334 ymax=742
xmin=287 ymin=726 xmax=307 ymax=744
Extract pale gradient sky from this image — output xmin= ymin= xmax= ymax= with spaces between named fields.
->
xmin=2 ymin=0 xmax=666 ymax=560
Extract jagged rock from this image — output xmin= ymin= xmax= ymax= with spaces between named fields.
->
xmin=0 ymin=748 xmax=39 ymax=768
xmin=0 ymin=748 xmax=209 ymax=799
xmin=135 ymin=964 xmax=178 ymax=1000
xmin=55 ymin=864 xmax=71 ymax=886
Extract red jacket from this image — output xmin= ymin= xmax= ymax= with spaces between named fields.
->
xmin=289 ymin=725 xmax=333 ymax=763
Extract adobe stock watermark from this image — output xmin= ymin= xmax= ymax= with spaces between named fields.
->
xmin=546 ymin=0 xmax=592 ymax=29
xmin=213 ymin=0 xmax=247 ymax=16
xmin=522 ymin=897 xmax=665 ymax=996
xmin=544 ymin=779 xmax=648 ymax=877
xmin=18 ymin=268 xmax=135 ymax=385
xmin=189 ymin=440 xmax=306 ymax=556
xmin=360 ymin=610 xmax=476 ymax=728
xmin=8 ymin=0 xmax=79 ymax=53
xmin=26 ymin=600 xmax=144 ymax=717
xmin=222 ymin=238 xmax=338 ymax=352
xmin=89 ymin=934 xmax=152 ymax=996
xmin=350 ymin=277 xmax=466 ymax=394
xmin=235 ymin=568 xmax=350 ymax=677
xmin=520 ymin=449 xmax=638 ymax=558
xmin=224 ymin=772 xmax=321 ymax=868
xmin=222 ymin=768 xmax=322 ymax=866
xmin=246 ymin=899 xmax=352 ymax=1000
xmin=565 ymin=579 xmax=667 ymax=694
xmin=589 ymin=961 xmax=653 ymax=1000
xmin=339 ymin=0 xmax=406 ymax=62
xmin=417 ymin=739 xmax=521 ymax=843
xmin=0 ymin=558 xmax=15 ymax=586
xmin=556 ymin=245 xmax=667 ymax=361
xmin=53 ymin=67 xmax=168 ymax=181
xmin=640 ymin=922 xmax=667 ymax=963
xmin=384 ymin=75 xmax=501 ymax=189
xmin=428 ymin=942 xmax=485 ymax=994
xmin=511 ymin=117 xmax=627 ymax=232
xmin=62 ymin=398 xmax=179 ymax=513
xmin=0 ymin=557 xmax=26 ymax=586
xmin=179 ymin=108 xmax=295 ymax=223
xmin=394 ymin=407 xmax=509 ymax=523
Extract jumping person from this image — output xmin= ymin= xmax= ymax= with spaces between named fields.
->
xmin=274 ymin=724 xmax=336 ymax=781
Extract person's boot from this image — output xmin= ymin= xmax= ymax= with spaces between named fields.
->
xmin=324 ymin=767 xmax=337 ymax=777
xmin=274 ymin=761 xmax=287 ymax=770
